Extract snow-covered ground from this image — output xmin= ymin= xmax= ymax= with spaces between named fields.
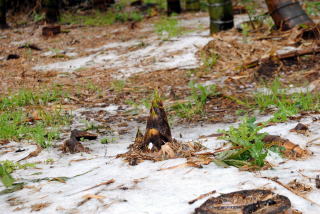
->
xmin=34 ymin=16 xmax=213 ymax=78
xmin=2 ymin=13 xmax=320 ymax=214
xmin=1 ymin=116 xmax=320 ymax=213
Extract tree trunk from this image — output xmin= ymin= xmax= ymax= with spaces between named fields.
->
xmin=167 ymin=0 xmax=181 ymax=15
xmin=43 ymin=0 xmax=60 ymax=24
xmin=0 ymin=0 xmax=7 ymax=29
xmin=265 ymin=0 xmax=313 ymax=30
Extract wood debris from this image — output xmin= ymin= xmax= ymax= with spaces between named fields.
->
xmin=31 ymin=202 xmax=51 ymax=212
xmin=290 ymin=123 xmax=309 ymax=135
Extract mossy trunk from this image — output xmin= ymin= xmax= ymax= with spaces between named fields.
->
xmin=186 ymin=0 xmax=200 ymax=12
xmin=167 ymin=0 xmax=181 ymax=15
xmin=0 ymin=0 xmax=7 ymax=28
xmin=265 ymin=0 xmax=313 ymax=30
xmin=42 ymin=0 xmax=60 ymax=23
xmin=207 ymin=0 xmax=234 ymax=33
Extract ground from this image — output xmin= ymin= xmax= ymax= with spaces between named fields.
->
xmin=1 ymin=4 xmax=320 ymax=214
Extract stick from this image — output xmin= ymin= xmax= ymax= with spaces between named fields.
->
xmin=188 ymin=190 xmax=216 ymax=204
xmin=244 ymin=47 xmax=320 ymax=68
xmin=67 ymin=179 xmax=115 ymax=196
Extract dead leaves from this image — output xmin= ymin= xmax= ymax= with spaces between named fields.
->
xmin=263 ymin=135 xmax=309 ymax=159
xmin=31 ymin=202 xmax=50 ymax=212
xmin=19 ymin=145 xmax=42 ymax=161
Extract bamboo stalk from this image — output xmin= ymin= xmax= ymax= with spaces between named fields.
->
xmin=207 ymin=0 xmax=234 ymax=33
xmin=167 ymin=0 xmax=181 ymax=15
xmin=265 ymin=0 xmax=313 ymax=30
xmin=0 ymin=0 xmax=7 ymax=29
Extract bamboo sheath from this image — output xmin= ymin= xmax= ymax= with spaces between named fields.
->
xmin=265 ymin=0 xmax=313 ymax=30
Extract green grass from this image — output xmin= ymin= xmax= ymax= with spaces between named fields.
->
xmin=171 ymin=82 xmax=218 ymax=119
xmin=154 ymin=16 xmax=186 ymax=40
xmin=0 ymin=88 xmax=63 ymax=111
xmin=60 ymin=8 xmax=143 ymax=26
xmin=252 ymin=79 xmax=320 ymax=122
xmin=0 ymin=88 xmax=71 ymax=148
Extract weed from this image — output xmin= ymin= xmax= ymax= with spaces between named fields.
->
xmin=0 ymin=160 xmax=36 ymax=174
xmin=33 ymin=13 xmax=45 ymax=22
xmin=154 ymin=16 xmax=185 ymax=40
xmin=0 ymin=160 xmax=36 ymax=187
xmin=0 ymin=164 xmax=14 ymax=187
xmin=44 ymin=158 xmax=55 ymax=164
xmin=85 ymin=81 xmax=102 ymax=94
xmin=111 ymin=80 xmax=126 ymax=93
xmin=171 ymin=82 xmax=218 ymax=119
xmin=200 ymin=51 xmax=219 ymax=72
xmin=216 ymin=117 xmax=269 ymax=168
xmin=81 ymin=119 xmax=102 ymax=131
xmin=100 ymin=137 xmax=117 ymax=144
xmin=305 ymin=2 xmax=320 ymax=16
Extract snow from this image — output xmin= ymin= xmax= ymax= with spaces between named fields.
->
xmin=2 ymin=116 xmax=320 ymax=213
xmin=33 ymin=15 xmax=213 ymax=78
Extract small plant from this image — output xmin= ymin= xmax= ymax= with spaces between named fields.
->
xmin=154 ymin=16 xmax=185 ymax=40
xmin=171 ymin=82 xmax=218 ymax=119
xmin=0 ymin=160 xmax=36 ymax=187
xmin=111 ymin=80 xmax=126 ymax=93
xmin=200 ymin=51 xmax=219 ymax=72
xmin=0 ymin=164 xmax=14 ymax=187
xmin=100 ymin=137 xmax=117 ymax=144
xmin=215 ymin=117 xmax=268 ymax=168
xmin=33 ymin=13 xmax=45 ymax=22
xmin=0 ymin=160 xmax=36 ymax=173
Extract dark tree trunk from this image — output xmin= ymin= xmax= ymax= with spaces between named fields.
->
xmin=167 ymin=0 xmax=181 ymax=15
xmin=0 ymin=0 xmax=7 ymax=29
xmin=43 ymin=0 xmax=60 ymax=24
